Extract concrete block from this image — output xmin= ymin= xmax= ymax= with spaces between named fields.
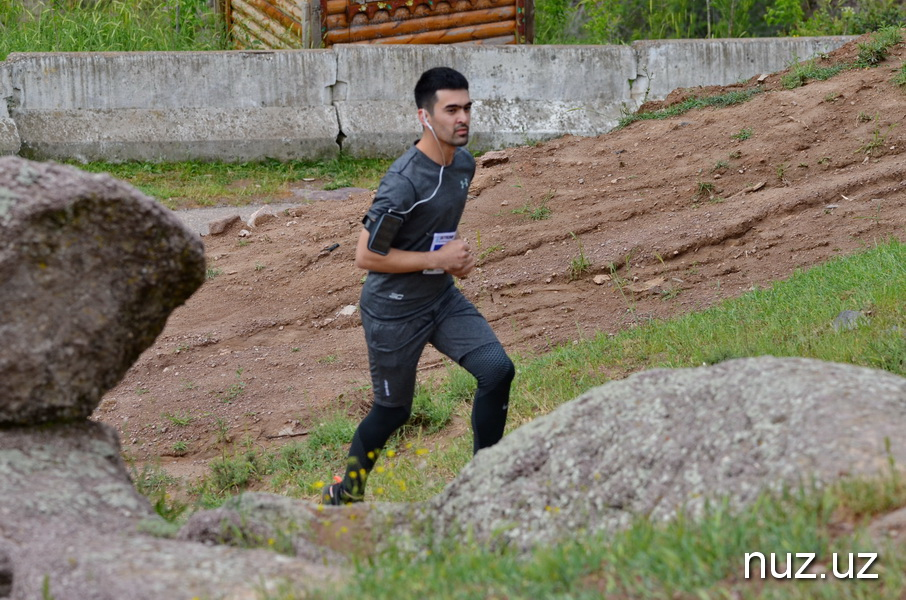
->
xmin=335 ymin=44 xmax=636 ymax=157
xmin=6 ymin=51 xmax=339 ymax=162
xmin=16 ymin=106 xmax=339 ymax=162
xmin=0 ymin=63 xmax=21 ymax=156
xmin=633 ymin=36 xmax=855 ymax=101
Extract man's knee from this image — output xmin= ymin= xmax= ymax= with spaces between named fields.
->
xmin=463 ymin=343 xmax=514 ymax=390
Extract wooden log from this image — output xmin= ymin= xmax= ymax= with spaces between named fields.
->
xmin=347 ymin=19 xmax=515 ymax=44
xmin=231 ymin=3 xmax=300 ymax=48
xmin=456 ymin=34 xmax=515 ymax=44
xmin=232 ymin=0 xmax=301 ymax=44
xmin=242 ymin=0 xmax=306 ymax=38
xmin=325 ymin=6 xmax=514 ymax=43
xmin=325 ymin=0 xmax=345 ymax=14
xmin=272 ymin=0 xmax=308 ymax=26
xmin=325 ymin=12 xmax=348 ymax=28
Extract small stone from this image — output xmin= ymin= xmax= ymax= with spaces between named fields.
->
xmin=248 ymin=206 xmax=276 ymax=228
xmin=477 ymin=150 xmax=509 ymax=167
xmin=337 ymin=305 xmax=357 ymax=317
xmin=593 ymin=274 xmax=611 ymax=285
xmin=208 ymin=214 xmax=241 ymax=236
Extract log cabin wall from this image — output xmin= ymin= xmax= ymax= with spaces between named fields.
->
xmin=225 ymin=0 xmax=531 ymax=49
xmin=321 ymin=0 xmax=532 ymax=46
xmin=227 ymin=0 xmax=322 ymax=49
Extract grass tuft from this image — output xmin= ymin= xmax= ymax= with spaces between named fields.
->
xmin=617 ymin=88 xmax=764 ymax=129
xmin=0 ymin=0 xmax=227 ymax=60
xmin=74 ymin=157 xmax=392 ymax=210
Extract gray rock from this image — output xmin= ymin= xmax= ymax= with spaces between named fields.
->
xmin=833 ymin=309 xmax=868 ymax=332
xmin=0 ymin=156 xmax=206 ymax=425
xmin=207 ymin=213 xmax=242 ymax=235
xmin=0 ymin=155 xmax=340 ymax=597
xmin=427 ymin=356 xmax=906 ymax=549
xmin=0 ymin=421 xmax=335 ymax=598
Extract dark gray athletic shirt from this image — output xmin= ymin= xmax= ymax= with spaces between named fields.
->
xmin=361 ymin=144 xmax=475 ymax=318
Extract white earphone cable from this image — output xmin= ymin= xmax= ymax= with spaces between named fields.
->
xmin=393 ymin=118 xmax=446 ymax=216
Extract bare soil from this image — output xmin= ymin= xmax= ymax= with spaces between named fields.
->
xmin=94 ymin=35 xmax=906 ymax=490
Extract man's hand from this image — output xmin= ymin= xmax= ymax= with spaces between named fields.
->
xmin=435 ymin=238 xmax=475 ymax=279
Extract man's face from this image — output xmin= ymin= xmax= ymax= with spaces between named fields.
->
xmin=426 ymin=88 xmax=472 ymax=147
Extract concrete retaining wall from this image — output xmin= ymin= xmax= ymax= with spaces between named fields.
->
xmin=0 ymin=36 xmax=854 ymax=162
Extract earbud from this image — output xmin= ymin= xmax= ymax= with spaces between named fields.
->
xmin=419 ymin=110 xmax=434 ymax=132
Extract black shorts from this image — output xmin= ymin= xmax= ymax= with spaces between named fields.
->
xmin=361 ymin=286 xmax=500 ymax=408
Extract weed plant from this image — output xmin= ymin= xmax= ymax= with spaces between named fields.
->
xmin=854 ymin=25 xmax=903 ymax=67
xmin=0 ymin=0 xmax=227 ymax=60
xmin=894 ymin=63 xmax=906 ymax=88
xmin=617 ymin=88 xmax=763 ymax=128
xmin=567 ymin=232 xmax=591 ymax=280
xmin=781 ymin=26 xmax=902 ymax=89
xmin=512 ymin=190 xmax=554 ymax=221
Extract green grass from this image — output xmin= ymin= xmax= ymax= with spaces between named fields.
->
xmin=0 ymin=0 xmax=227 ymax=60
xmin=137 ymin=238 xmax=906 ymax=597
xmin=854 ymin=26 xmax=903 ymax=68
xmin=617 ymin=88 xmax=764 ymax=129
xmin=74 ymin=157 xmax=393 ymax=210
xmin=295 ymin=472 xmax=905 ymax=600
xmin=781 ymin=58 xmax=847 ymax=89
xmin=166 ymin=238 xmax=906 ymax=509
xmin=781 ymin=27 xmax=902 ymax=89
xmin=620 ymin=27 xmax=903 ymax=126
xmin=265 ymin=237 xmax=905 ymax=599
xmin=894 ymin=63 xmax=906 ymax=88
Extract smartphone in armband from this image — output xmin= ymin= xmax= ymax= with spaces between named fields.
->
xmin=367 ymin=212 xmax=404 ymax=255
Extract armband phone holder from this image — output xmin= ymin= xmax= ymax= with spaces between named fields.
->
xmin=367 ymin=212 xmax=403 ymax=255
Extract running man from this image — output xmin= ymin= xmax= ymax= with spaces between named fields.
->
xmin=322 ymin=67 xmax=515 ymax=505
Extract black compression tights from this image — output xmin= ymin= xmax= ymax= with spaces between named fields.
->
xmin=340 ymin=342 xmax=515 ymax=498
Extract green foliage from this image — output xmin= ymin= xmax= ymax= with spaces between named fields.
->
xmin=618 ymin=88 xmax=763 ymax=129
xmin=780 ymin=57 xmax=846 ymax=88
xmin=792 ymin=0 xmax=906 ymax=36
xmin=314 ymin=471 xmax=906 ymax=600
xmin=533 ymin=0 xmax=905 ymax=43
xmin=895 ymin=63 xmax=906 ymax=88
xmin=196 ymin=447 xmax=266 ymax=506
xmin=75 ymin=157 xmax=392 ymax=210
xmin=854 ymin=25 xmax=903 ymax=68
xmin=710 ymin=0 xmax=758 ymax=37
xmin=512 ymin=190 xmax=554 ymax=221
xmin=307 ymin=414 xmax=357 ymax=449
xmin=568 ymin=232 xmax=591 ymax=281
xmin=533 ymin=0 xmax=580 ymax=43
xmin=406 ymin=363 xmax=475 ymax=435
xmin=764 ymin=0 xmax=804 ymax=33
xmin=731 ymin=127 xmax=753 ymax=140
xmin=0 ymin=0 xmax=227 ymax=60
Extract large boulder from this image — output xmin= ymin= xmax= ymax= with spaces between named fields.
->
xmin=0 ymin=158 xmax=339 ymax=598
xmin=0 ymin=422 xmax=336 ymax=599
xmin=188 ymin=357 xmax=906 ymax=559
xmin=0 ymin=156 xmax=206 ymax=425
xmin=427 ymin=356 xmax=906 ymax=549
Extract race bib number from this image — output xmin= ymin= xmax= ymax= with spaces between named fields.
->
xmin=424 ymin=231 xmax=456 ymax=275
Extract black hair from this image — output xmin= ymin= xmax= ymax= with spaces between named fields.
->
xmin=414 ymin=67 xmax=469 ymax=112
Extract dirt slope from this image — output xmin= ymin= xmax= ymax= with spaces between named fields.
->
xmin=95 ymin=35 xmax=906 ymax=484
